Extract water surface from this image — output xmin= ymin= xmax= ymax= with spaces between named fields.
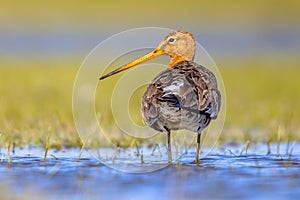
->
xmin=0 ymin=143 xmax=299 ymax=200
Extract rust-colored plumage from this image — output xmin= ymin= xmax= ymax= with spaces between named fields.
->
xmin=100 ymin=30 xmax=221 ymax=164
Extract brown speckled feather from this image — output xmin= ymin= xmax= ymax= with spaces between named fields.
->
xmin=99 ymin=30 xmax=221 ymax=163
xmin=141 ymin=60 xmax=221 ymax=133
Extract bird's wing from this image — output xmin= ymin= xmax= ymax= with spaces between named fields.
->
xmin=174 ymin=61 xmax=221 ymax=119
xmin=192 ymin=65 xmax=221 ymax=119
xmin=141 ymin=61 xmax=221 ymax=130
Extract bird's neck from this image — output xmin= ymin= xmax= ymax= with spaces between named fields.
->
xmin=168 ymin=56 xmax=186 ymax=68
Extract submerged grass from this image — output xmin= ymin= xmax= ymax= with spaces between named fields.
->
xmin=0 ymin=60 xmax=300 ymax=148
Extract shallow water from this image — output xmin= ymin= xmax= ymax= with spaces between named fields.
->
xmin=0 ymin=143 xmax=300 ymax=200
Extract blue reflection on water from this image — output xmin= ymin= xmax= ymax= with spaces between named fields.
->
xmin=0 ymin=143 xmax=299 ymax=200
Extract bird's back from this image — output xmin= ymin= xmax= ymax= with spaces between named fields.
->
xmin=141 ymin=60 xmax=221 ymax=133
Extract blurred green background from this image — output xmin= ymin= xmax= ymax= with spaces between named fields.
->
xmin=0 ymin=0 xmax=299 ymax=147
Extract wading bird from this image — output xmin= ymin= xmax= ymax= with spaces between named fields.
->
xmin=99 ymin=30 xmax=221 ymax=164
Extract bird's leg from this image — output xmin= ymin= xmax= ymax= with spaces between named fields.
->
xmin=167 ymin=130 xmax=172 ymax=164
xmin=195 ymin=129 xmax=202 ymax=164
xmin=164 ymin=126 xmax=172 ymax=164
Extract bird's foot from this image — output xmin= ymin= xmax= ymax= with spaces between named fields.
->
xmin=192 ymin=159 xmax=201 ymax=165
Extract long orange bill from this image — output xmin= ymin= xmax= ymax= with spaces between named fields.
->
xmin=99 ymin=48 xmax=164 ymax=80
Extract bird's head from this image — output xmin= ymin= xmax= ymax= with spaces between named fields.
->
xmin=157 ymin=30 xmax=195 ymax=66
xmin=99 ymin=30 xmax=195 ymax=80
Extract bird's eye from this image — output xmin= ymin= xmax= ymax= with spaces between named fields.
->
xmin=168 ymin=37 xmax=175 ymax=44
